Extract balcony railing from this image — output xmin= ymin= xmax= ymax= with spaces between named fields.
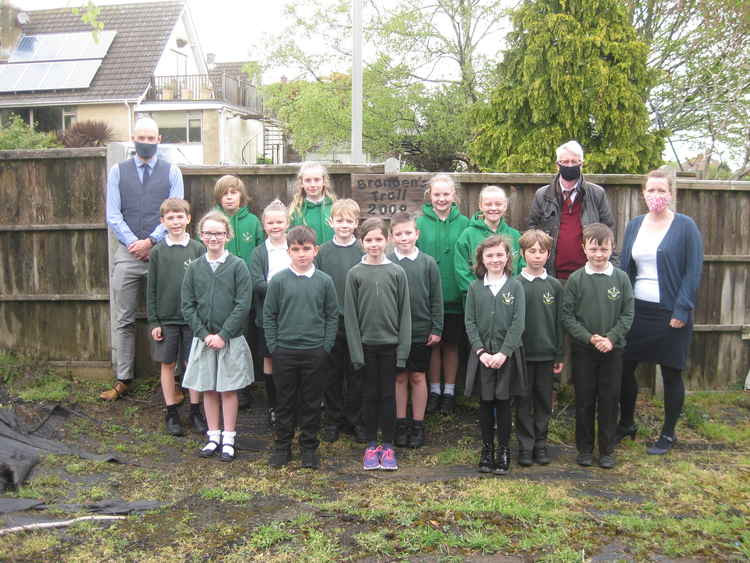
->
xmin=145 ymin=74 xmax=264 ymax=116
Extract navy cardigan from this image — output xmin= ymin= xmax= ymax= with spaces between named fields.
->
xmin=620 ymin=213 xmax=703 ymax=324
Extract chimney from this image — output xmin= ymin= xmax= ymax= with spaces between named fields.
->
xmin=0 ymin=4 xmax=23 ymax=62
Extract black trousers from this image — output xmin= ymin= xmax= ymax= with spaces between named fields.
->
xmin=480 ymin=399 xmax=512 ymax=447
xmin=362 ymin=344 xmax=397 ymax=444
xmin=516 ymin=360 xmax=555 ymax=451
xmin=323 ymin=331 xmax=363 ymax=430
xmin=572 ymin=346 xmax=622 ymax=456
xmin=271 ymin=347 xmax=327 ymax=451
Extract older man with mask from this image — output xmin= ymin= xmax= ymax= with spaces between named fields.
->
xmin=527 ymin=140 xmax=615 ymax=281
xmin=101 ymin=117 xmax=184 ymax=400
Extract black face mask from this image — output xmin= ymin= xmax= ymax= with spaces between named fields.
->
xmin=558 ymin=163 xmax=581 ymax=181
xmin=135 ymin=141 xmax=158 ymax=159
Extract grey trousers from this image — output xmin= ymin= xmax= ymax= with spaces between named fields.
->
xmin=515 ymin=360 xmax=554 ymax=452
xmin=111 ymin=245 xmax=148 ymax=381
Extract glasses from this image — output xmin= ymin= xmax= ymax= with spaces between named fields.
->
xmin=201 ymin=231 xmax=227 ymax=239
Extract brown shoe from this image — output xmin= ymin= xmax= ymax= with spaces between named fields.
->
xmin=99 ymin=381 xmax=130 ymax=401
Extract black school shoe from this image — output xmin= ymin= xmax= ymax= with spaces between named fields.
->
xmin=269 ymin=448 xmax=291 ymax=468
xmin=647 ymin=434 xmax=676 ymax=455
xmin=395 ymin=418 xmax=411 ymax=448
xmin=576 ymin=452 xmax=594 ymax=467
xmin=533 ymin=446 xmax=551 ymax=465
xmin=494 ymin=447 xmax=511 ymax=475
xmin=165 ymin=411 xmax=185 ymax=436
xmin=321 ymin=424 xmax=340 ymax=443
xmin=189 ymin=409 xmax=208 ymax=433
xmin=301 ymin=449 xmax=320 ymax=469
xmin=478 ymin=442 xmax=494 ymax=473
xmin=518 ymin=449 xmax=533 ymax=467
xmin=409 ymin=420 xmax=425 ymax=448
xmin=440 ymin=394 xmax=456 ymax=415
xmin=599 ymin=454 xmax=615 ymax=469
xmin=219 ymin=443 xmax=236 ymax=462
xmin=426 ymin=392 xmax=441 ymax=414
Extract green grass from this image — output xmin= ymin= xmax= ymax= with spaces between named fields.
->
xmin=199 ymin=487 xmax=253 ymax=503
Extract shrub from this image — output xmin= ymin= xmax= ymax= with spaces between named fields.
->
xmin=59 ymin=120 xmax=112 ymax=147
xmin=0 ymin=114 xmax=61 ymax=150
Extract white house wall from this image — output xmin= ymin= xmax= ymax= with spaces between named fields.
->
xmin=222 ymin=114 xmax=263 ymax=165
xmin=153 ymin=12 xmax=203 ymax=77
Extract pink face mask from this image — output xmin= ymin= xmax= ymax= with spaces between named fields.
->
xmin=644 ymin=193 xmax=671 ymax=213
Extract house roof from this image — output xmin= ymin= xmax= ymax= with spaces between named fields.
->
xmin=0 ymin=1 xmax=185 ymax=108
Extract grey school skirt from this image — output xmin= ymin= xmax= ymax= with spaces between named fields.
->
xmin=182 ymin=336 xmax=254 ymax=392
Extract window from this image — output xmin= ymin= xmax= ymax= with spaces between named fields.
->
xmin=150 ymin=111 xmax=202 ymax=143
xmin=0 ymin=106 xmax=76 ymax=132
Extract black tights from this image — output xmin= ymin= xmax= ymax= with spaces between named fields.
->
xmin=479 ymin=399 xmax=511 ymax=447
xmin=620 ymin=361 xmax=684 ymax=437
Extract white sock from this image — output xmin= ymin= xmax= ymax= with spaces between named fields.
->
xmin=430 ymin=383 xmax=441 ymax=394
xmin=221 ymin=431 xmax=236 ymax=452
xmin=444 ymin=384 xmax=455 ymax=396
xmin=202 ymin=430 xmax=221 ymax=453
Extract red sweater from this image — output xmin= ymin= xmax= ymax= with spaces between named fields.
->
xmin=555 ymin=193 xmax=586 ymax=279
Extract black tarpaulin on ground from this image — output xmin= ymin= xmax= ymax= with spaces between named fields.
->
xmin=0 ymin=407 xmax=119 ymax=492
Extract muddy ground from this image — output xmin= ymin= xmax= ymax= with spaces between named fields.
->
xmin=0 ymin=369 xmax=748 ymax=562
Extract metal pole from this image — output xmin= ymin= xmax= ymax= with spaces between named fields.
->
xmin=351 ymin=0 xmax=364 ymax=163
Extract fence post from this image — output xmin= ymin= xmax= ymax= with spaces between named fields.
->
xmin=106 ymin=142 xmax=130 ymax=375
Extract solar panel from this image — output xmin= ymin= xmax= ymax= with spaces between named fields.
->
xmin=8 ymin=30 xmax=117 ymax=63
xmin=0 ymin=60 xmax=104 ymax=93
xmin=0 ymin=30 xmax=115 ymax=92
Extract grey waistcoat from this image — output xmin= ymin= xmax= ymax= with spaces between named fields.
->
xmin=118 ymin=158 xmax=171 ymax=240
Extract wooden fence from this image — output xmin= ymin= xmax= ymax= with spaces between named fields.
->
xmin=0 ymin=145 xmax=747 ymax=389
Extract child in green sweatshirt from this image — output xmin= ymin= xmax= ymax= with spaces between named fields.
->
xmin=289 ymin=162 xmax=336 ymax=244
xmin=561 ymin=223 xmax=634 ymax=470
xmin=514 ymin=229 xmax=564 ymax=467
xmin=181 ymin=211 xmax=253 ymax=462
xmin=345 ymin=218 xmax=411 ymax=471
xmin=464 ymin=235 xmax=526 ymax=476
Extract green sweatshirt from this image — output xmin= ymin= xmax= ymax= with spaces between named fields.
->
xmin=561 ymin=265 xmax=634 ymax=349
xmin=454 ymin=213 xmax=524 ymax=294
xmin=465 ymin=277 xmax=526 ymax=357
xmin=290 ymin=196 xmax=334 ymax=244
xmin=344 ymin=261 xmax=412 ymax=370
xmin=249 ymin=244 xmax=269 ymax=328
xmin=263 ymin=267 xmax=338 ymax=353
xmin=181 ymin=254 xmax=252 ymax=341
xmin=517 ymin=273 xmax=564 ymax=362
xmin=147 ymin=238 xmax=205 ymax=329
xmin=315 ymin=239 xmax=364 ymax=315
xmin=387 ymin=250 xmax=444 ymax=342
xmin=416 ymin=203 xmax=469 ymax=313
xmin=215 ymin=205 xmax=264 ymax=267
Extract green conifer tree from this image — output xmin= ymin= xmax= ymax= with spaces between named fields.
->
xmin=471 ymin=0 xmax=666 ymax=173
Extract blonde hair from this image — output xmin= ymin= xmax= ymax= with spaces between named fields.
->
xmin=329 ymin=198 xmax=360 ymax=222
xmin=424 ymin=173 xmax=460 ymax=204
xmin=262 ymin=199 xmax=289 ymax=222
xmin=214 ymin=175 xmax=249 ymax=207
xmin=289 ymin=162 xmax=337 ymax=221
xmin=198 ymin=210 xmax=233 ymax=240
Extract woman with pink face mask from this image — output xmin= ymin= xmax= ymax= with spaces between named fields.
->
xmin=616 ymin=169 xmax=704 ymax=455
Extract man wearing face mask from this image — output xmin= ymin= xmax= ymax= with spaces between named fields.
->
xmin=527 ymin=140 xmax=614 ymax=281
xmin=101 ymin=117 xmax=184 ymax=400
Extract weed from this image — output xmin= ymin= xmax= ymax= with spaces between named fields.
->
xmin=198 ymin=487 xmax=252 ymax=503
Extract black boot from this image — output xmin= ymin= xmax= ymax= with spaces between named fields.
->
xmin=395 ymin=418 xmax=411 ymax=448
xmin=409 ymin=420 xmax=425 ymax=448
xmin=426 ymin=392 xmax=441 ymax=414
xmin=478 ymin=442 xmax=494 ymax=473
xmin=494 ymin=447 xmax=511 ymax=475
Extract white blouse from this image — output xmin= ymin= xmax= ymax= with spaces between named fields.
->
xmin=631 ymin=226 xmax=668 ymax=302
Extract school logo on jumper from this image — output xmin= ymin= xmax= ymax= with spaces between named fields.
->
xmin=501 ymin=291 xmax=515 ymax=305
xmin=184 ymin=258 xmax=198 ymax=270
xmin=607 ymin=286 xmax=621 ymax=301
xmin=242 ymin=232 xmax=252 ymax=242
xmin=542 ymin=291 xmax=555 ymax=305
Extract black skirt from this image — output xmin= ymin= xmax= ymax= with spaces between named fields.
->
xmin=623 ymin=299 xmax=692 ymax=371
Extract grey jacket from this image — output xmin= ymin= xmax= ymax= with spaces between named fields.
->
xmin=527 ymin=174 xmax=615 ymax=276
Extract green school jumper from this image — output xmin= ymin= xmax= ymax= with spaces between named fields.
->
xmin=517 ymin=273 xmax=564 ymax=363
xmin=290 ymin=197 xmax=334 ymax=244
xmin=344 ymin=260 xmax=412 ymax=370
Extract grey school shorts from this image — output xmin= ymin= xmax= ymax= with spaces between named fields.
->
xmin=151 ymin=324 xmax=193 ymax=366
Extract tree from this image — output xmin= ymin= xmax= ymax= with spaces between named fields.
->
xmin=626 ymin=0 xmax=750 ymax=178
xmin=0 ymin=114 xmax=61 ymax=150
xmin=259 ymin=0 xmax=506 ymax=169
xmin=471 ymin=0 xmax=666 ymax=173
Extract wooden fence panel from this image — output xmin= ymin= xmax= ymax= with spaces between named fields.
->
xmin=0 ymin=151 xmax=747 ymax=388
